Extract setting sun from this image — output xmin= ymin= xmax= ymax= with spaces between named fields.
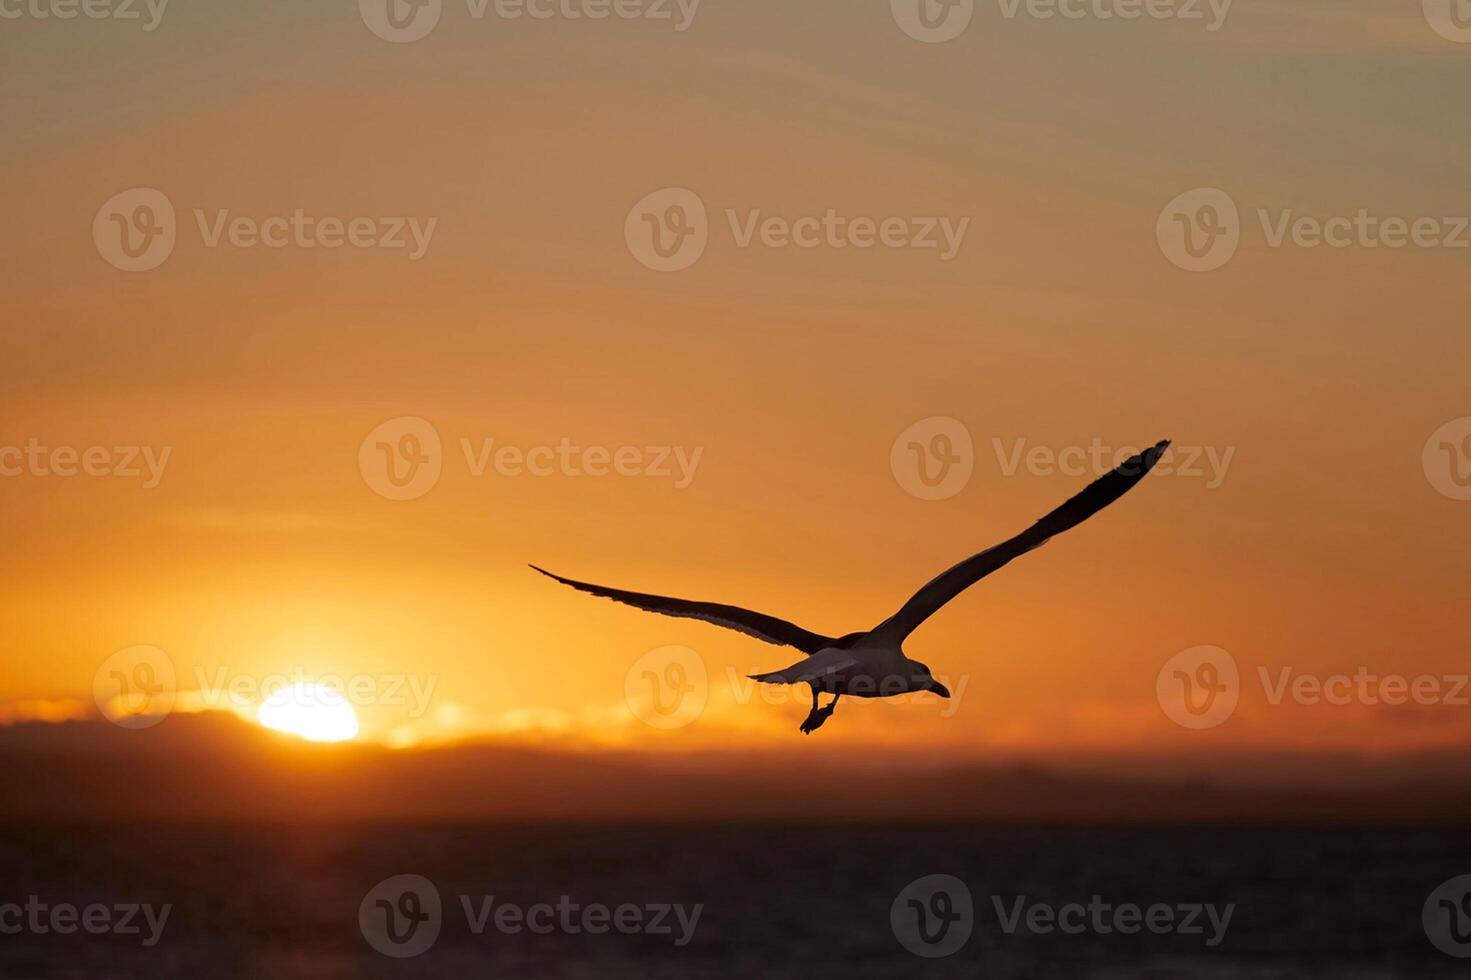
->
xmin=256 ymin=684 xmax=360 ymax=743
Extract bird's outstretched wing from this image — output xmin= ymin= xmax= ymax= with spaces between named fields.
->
xmin=529 ymin=565 xmax=837 ymax=653
xmin=873 ymin=439 xmax=1170 ymax=642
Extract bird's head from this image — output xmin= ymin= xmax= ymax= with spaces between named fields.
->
xmin=907 ymin=658 xmax=950 ymax=699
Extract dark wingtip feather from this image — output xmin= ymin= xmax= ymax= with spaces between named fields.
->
xmin=1123 ymin=439 xmax=1171 ymax=477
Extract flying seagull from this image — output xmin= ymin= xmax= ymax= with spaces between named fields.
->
xmin=533 ymin=439 xmax=1169 ymax=734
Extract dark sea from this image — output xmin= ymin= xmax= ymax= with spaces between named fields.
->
xmin=0 ymin=824 xmax=1466 ymax=978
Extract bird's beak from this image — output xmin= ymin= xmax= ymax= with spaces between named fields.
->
xmin=929 ymin=681 xmax=951 ymax=699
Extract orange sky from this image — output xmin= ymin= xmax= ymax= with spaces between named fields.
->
xmin=2 ymin=1 xmax=1469 ymax=766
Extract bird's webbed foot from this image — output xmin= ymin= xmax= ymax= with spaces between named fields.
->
xmin=799 ymin=697 xmax=839 ymax=735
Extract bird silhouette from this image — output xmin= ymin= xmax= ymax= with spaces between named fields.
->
xmin=534 ymin=439 xmax=1169 ymax=734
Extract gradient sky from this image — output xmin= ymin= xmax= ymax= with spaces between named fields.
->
xmin=2 ymin=0 xmax=1469 ymax=764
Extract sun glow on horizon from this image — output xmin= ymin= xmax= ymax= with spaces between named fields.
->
xmin=256 ymin=684 xmax=360 ymax=743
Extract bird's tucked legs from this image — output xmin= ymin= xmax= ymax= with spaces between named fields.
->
xmin=799 ymin=688 xmax=840 ymax=735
